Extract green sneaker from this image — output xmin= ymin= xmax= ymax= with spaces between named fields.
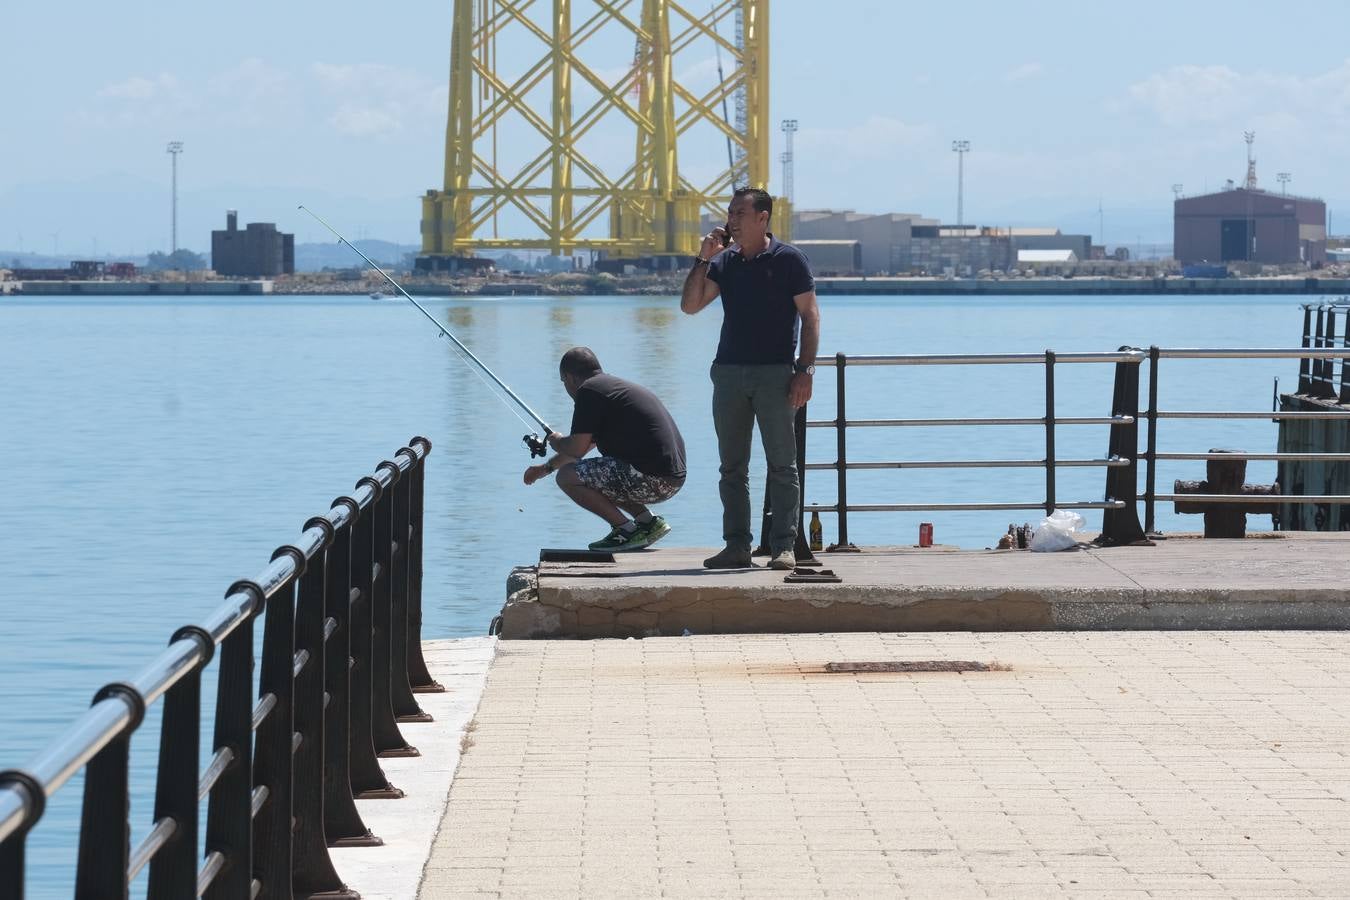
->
xmin=637 ymin=515 xmax=672 ymax=548
xmin=588 ymin=524 xmax=650 ymax=552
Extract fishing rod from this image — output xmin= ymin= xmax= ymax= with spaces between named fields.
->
xmin=298 ymin=205 xmax=553 ymax=458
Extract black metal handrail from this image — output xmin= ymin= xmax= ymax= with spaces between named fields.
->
xmin=0 ymin=436 xmax=440 ymax=899
xmin=803 ymin=347 xmax=1350 ymax=548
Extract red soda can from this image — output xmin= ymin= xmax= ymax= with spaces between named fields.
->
xmin=919 ymin=522 xmax=933 ymax=547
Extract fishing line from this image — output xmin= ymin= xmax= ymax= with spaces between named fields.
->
xmin=298 ymin=205 xmax=554 ymax=456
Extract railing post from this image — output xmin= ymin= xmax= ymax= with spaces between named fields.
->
xmin=1145 ymin=346 xmax=1160 ymax=534
xmin=1341 ymin=314 xmax=1350 ymax=406
xmin=386 ymin=456 xmax=430 ymax=724
xmin=147 ymin=627 xmax=212 ymax=899
xmin=253 ymin=552 xmax=300 ymax=900
xmin=0 ymin=771 xmax=44 ymax=900
xmin=1044 ymin=350 xmax=1057 ymax=514
xmin=204 ymin=584 xmax=262 ymax=900
xmin=1315 ymin=307 xmax=1330 ymax=393
xmin=290 ymin=522 xmax=359 ymax=899
xmin=347 ymin=483 xmax=403 ymax=799
xmin=74 ymin=684 xmax=144 ymax=899
xmin=1099 ymin=349 xmax=1145 ymax=545
xmin=792 ymin=404 xmax=817 ymax=564
xmin=829 ymin=352 xmax=858 ymax=551
xmin=323 ymin=500 xmax=384 ymax=842
xmin=1298 ymin=304 xmax=1313 ymax=394
xmin=404 ymin=437 xmax=442 ymax=693
xmin=365 ymin=469 xmax=418 ymax=759
xmin=1316 ymin=308 xmax=1338 ymax=399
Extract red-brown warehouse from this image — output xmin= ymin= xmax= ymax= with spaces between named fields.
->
xmin=1174 ymin=188 xmax=1326 ymax=266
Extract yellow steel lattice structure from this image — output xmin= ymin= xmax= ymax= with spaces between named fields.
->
xmin=420 ymin=0 xmax=774 ymax=261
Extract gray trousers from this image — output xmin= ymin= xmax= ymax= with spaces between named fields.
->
xmin=711 ymin=363 xmax=799 ymax=553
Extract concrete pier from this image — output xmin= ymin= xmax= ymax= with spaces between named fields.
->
xmin=501 ymin=533 xmax=1350 ymax=639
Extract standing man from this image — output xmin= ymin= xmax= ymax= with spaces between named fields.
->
xmin=523 ymin=347 xmax=687 ymax=552
xmin=680 ymin=187 xmax=821 ymax=570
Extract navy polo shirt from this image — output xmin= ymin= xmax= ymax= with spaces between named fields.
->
xmin=706 ymin=235 xmax=815 ymax=365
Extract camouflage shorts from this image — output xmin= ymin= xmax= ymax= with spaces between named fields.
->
xmin=572 ymin=457 xmax=684 ymax=505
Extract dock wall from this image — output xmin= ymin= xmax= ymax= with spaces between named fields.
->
xmin=812 ymin=276 xmax=1350 ymax=296
xmin=501 ymin=539 xmax=1350 ymax=640
xmin=15 ymin=280 xmax=274 ymax=295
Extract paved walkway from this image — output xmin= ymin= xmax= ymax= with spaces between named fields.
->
xmin=420 ymin=631 xmax=1350 ymax=898
xmin=504 ymin=533 xmax=1350 ymax=638
xmin=331 ymin=638 xmax=494 ymax=900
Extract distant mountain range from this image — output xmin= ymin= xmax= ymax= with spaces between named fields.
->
xmin=294 ymin=240 xmax=416 ymax=271
xmin=0 ymin=242 xmax=560 ymax=273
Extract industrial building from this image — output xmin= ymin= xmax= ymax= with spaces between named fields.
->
xmin=692 ymin=207 xmax=1092 ymax=276
xmin=791 ymin=212 xmax=1091 ymax=276
xmin=795 ymin=211 xmax=925 ymax=273
xmin=794 ymin=240 xmax=862 ymax=276
xmin=211 ymin=211 xmax=294 ymax=277
xmin=1174 ymin=188 xmax=1326 ymax=266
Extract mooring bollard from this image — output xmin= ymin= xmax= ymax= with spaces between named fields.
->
xmin=1173 ymin=449 xmax=1280 ymax=538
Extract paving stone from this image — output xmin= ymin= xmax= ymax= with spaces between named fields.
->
xmin=419 ymin=632 xmax=1350 ymax=898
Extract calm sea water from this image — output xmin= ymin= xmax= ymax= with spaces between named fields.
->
xmin=0 ymin=291 xmax=1317 ymax=893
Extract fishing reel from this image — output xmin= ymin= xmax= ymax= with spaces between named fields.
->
xmin=523 ymin=433 xmax=549 ymax=458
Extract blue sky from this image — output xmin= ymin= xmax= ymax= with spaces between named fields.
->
xmin=5 ymin=0 xmax=1350 ymax=254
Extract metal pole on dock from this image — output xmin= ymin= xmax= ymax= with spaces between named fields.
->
xmin=166 ymin=142 xmax=183 ymax=254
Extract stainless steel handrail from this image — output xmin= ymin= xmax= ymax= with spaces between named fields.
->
xmin=1155 ymin=410 xmax=1350 ymax=419
xmin=804 ymin=457 xmax=1127 ymax=471
xmin=1158 ymin=347 xmax=1350 ymax=360
xmin=0 ymin=701 xmax=133 ymax=842
xmin=813 ymin=350 xmax=1145 ymax=366
xmin=806 ymin=500 xmax=1125 ymax=513
xmin=1156 ymin=494 xmax=1349 ymax=504
xmin=1154 ymin=452 xmax=1350 ymax=461
xmin=805 ymin=415 xmax=1135 ymax=428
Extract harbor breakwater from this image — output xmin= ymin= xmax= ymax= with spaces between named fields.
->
xmin=7 ymin=275 xmax=1350 ymax=297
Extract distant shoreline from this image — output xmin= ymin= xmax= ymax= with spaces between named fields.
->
xmin=6 ymin=275 xmax=1350 ymax=298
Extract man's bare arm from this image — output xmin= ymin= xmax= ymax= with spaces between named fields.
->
xmin=794 ymin=290 xmax=821 ymax=364
xmin=548 ymin=431 xmax=595 ymax=460
xmin=788 ymin=289 xmax=821 ymax=408
xmin=680 ymin=228 xmax=727 ymax=315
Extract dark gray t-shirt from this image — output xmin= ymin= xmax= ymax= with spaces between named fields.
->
xmin=570 ymin=373 xmax=687 ymax=478
xmin=707 ymin=236 xmax=815 ymax=364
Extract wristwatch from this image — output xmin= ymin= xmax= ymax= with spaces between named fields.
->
xmin=793 ymin=362 xmax=815 ymax=375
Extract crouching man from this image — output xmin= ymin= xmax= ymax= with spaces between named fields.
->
xmin=523 ymin=347 xmax=687 ymax=551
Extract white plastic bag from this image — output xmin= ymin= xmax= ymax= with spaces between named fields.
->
xmin=1029 ymin=509 xmax=1086 ymax=552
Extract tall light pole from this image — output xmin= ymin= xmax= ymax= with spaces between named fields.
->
xmin=1242 ymin=131 xmax=1255 ymax=260
xmin=1171 ymin=183 xmax=1183 ymax=202
xmin=951 ymin=140 xmax=970 ymax=227
xmin=780 ymin=119 xmax=798 ymax=204
xmin=1277 ymin=172 xmax=1291 ymax=195
xmin=166 ymin=141 xmax=184 ymax=253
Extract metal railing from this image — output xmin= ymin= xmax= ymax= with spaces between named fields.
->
xmin=1139 ymin=347 xmax=1350 ymax=531
xmin=802 ymin=347 xmax=1350 ymax=546
xmin=0 ymin=437 xmax=441 ymax=899
xmin=803 ymin=350 xmax=1145 ymax=547
xmin=1297 ymin=302 xmax=1349 ymax=403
